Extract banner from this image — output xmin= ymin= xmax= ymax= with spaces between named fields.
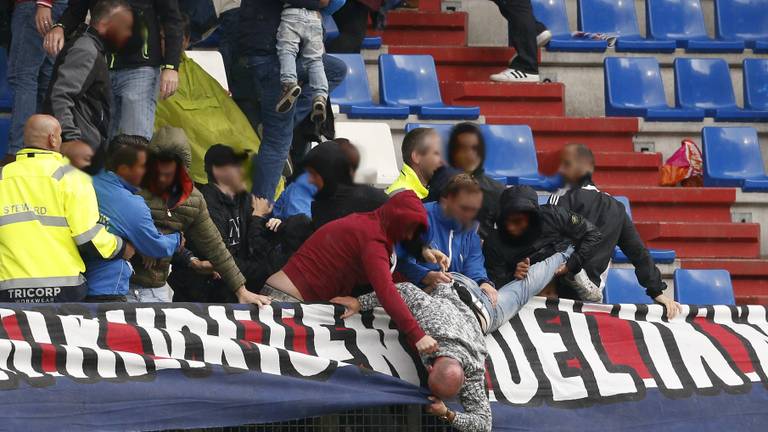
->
xmin=0 ymin=298 xmax=766 ymax=431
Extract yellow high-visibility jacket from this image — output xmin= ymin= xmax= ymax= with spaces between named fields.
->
xmin=0 ymin=149 xmax=123 ymax=290
xmin=385 ymin=164 xmax=429 ymax=199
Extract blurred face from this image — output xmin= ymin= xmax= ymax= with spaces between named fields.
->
xmin=102 ymin=8 xmax=134 ymax=51
xmin=558 ymin=146 xmax=590 ymax=186
xmin=61 ymin=140 xmax=93 ymax=170
xmin=452 ymin=132 xmax=482 ymax=173
xmin=306 ymin=167 xmax=324 ymax=191
xmin=442 ymin=190 xmax=482 ymax=228
xmin=213 ymin=164 xmax=245 ymax=191
xmin=155 ymin=160 xmax=178 ymax=192
xmin=413 ymin=132 xmax=443 ymax=181
xmin=117 ymin=150 xmax=147 ymax=187
xmin=505 ymin=212 xmax=531 ymax=238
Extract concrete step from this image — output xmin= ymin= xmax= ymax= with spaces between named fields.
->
xmin=681 ymin=258 xmax=768 ymax=305
xmin=589 ymin=152 xmax=663 ymax=187
xmin=634 ymin=222 xmax=761 ymax=259
xmin=601 ymin=186 xmax=736 ymax=223
xmin=369 ymin=11 xmax=468 ymax=47
xmin=387 ymin=45 xmax=519 ymax=82
xmin=439 ymin=81 xmax=565 ymax=117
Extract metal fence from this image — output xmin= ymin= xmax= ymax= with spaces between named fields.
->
xmin=168 ymin=405 xmax=455 ymax=432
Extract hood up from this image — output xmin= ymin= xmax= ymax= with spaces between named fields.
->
xmin=302 ymin=140 xmax=353 ymax=200
xmin=376 ymin=190 xmax=429 ymax=245
xmin=498 ymin=185 xmax=542 ymax=244
xmin=144 ymin=126 xmax=194 ymax=208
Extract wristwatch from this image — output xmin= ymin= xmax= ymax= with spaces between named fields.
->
xmin=439 ymin=408 xmax=453 ymax=422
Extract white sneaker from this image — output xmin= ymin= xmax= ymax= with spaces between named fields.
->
xmin=490 ymin=68 xmax=540 ymax=82
xmin=537 ymin=29 xmax=553 ymax=47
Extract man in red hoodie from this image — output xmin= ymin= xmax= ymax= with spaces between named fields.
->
xmin=265 ymin=190 xmax=442 ymax=354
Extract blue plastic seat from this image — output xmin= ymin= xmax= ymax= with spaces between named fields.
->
xmin=531 ymin=0 xmax=607 ymax=51
xmin=379 ymin=54 xmax=480 ymax=120
xmin=646 ymin=0 xmax=744 ymax=52
xmin=0 ymin=48 xmax=11 ymax=112
xmin=604 ymin=57 xmax=705 ymax=121
xmin=715 ymin=0 xmax=768 ymax=50
xmin=579 ymin=0 xmax=677 ymax=52
xmin=604 ymin=269 xmax=654 ymax=304
xmin=674 ymin=58 xmax=768 ymax=121
xmin=329 ymin=54 xmax=409 ymax=119
xmin=0 ymin=117 xmax=10 ymax=156
xmin=674 ymin=269 xmax=735 ymax=305
xmin=361 ymin=36 xmax=383 ymax=50
xmin=744 ymin=58 xmax=768 ymax=111
xmin=323 ymin=15 xmax=340 ymax=41
xmin=702 ymin=126 xmax=768 ymax=192
xmin=482 ymin=125 xmax=562 ymax=190
xmin=610 ymin=195 xmax=676 ymax=264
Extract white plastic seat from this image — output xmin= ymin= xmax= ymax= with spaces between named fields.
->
xmin=185 ymin=50 xmax=229 ymax=91
xmin=334 ymin=122 xmax=399 ymax=187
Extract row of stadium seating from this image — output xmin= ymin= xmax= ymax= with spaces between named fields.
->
xmin=605 ymin=57 xmax=768 ymax=121
xmin=606 ymin=268 xmax=735 ymax=305
xmin=532 ymin=0 xmax=767 ymax=53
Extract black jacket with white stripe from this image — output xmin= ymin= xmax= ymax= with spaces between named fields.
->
xmin=549 ymin=174 xmax=665 ymax=299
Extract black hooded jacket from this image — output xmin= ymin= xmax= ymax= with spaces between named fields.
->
xmin=303 ymin=141 xmax=388 ymax=229
xmin=548 ymin=174 xmax=666 ymax=299
xmin=483 ymin=186 xmax=602 ymax=289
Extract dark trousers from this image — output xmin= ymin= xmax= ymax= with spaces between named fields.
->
xmin=326 ymin=0 xmax=371 ymax=54
xmin=493 ymin=0 xmax=539 ymax=74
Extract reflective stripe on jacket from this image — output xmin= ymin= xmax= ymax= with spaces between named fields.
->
xmin=0 ymin=149 xmax=122 ymax=290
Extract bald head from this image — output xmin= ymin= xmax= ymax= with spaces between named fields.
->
xmin=559 ymin=143 xmax=595 ymax=186
xmin=24 ymin=115 xmax=62 ymax=152
xmin=428 ymin=357 xmax=465 ymax=400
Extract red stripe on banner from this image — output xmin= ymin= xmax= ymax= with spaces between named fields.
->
xmin=694 ymin=317 xmax=755 ymax=375
xmin=566 ymin=357 xmax=581 ymax=369
xmin=2 ymin=314 xmax=23 ymax=340
xmin=105 ymin=322 xmax=145 ymax=355
xmin=40 ymin=343 xmax=56 ymax=373
xmin=281 ymin=318 xmax=309 ymax=355
xmin=239 ymin=319 xmax=264 ymax=344
xmin=588 ymin=312 xmax=652 ymax=379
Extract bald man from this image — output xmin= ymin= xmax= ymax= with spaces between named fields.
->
xmin=0 ymin=115 xmax=132 ymax=303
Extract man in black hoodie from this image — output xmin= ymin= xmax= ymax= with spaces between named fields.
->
xmin=549 ymin=144 xmax=681 ymax=318
xmin=304 ymin=139 xmax=388 ymax=229
xmin=168 ymin=144 xmax=313 ymax=302
xmin=484 ymin=185 xmax=602 ymax=299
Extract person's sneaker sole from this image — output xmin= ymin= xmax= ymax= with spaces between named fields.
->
xmin=490 ymin=74 xmax=540 ymax=83
xmin=311 ymin=100 xmax=327 ymax=123
xmin=537 ymin=29 xmax=553 ymax=47
xmin=276 ymin=85 xmax=302 ymax=113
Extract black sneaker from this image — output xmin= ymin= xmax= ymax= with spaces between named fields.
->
xmin=276 ymin=82 xmax=302 ymax=113
xmin=311 ymin=95 xmax=327 ymax=123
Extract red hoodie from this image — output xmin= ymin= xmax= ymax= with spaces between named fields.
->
xmin=283 ymin=190 xmax=428 ymax=345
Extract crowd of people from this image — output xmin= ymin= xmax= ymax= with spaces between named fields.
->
xmin=1 ymin=0 xmax=684 ymax=430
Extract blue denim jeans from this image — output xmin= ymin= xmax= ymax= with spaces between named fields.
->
xmin=7 ymin=1 xmax=67 ymax=155
xmin=245 ymin=53 xmax=346 ymax=200
xmin=456 ymin=247 xmax=572 ymax=333
xmin=277 ymin=8 xmax=328 ymax=98
xmin=127 ymin=282 xmax=173 ymax=303
xmin=109 ymin=66 xmax=161 ymax=140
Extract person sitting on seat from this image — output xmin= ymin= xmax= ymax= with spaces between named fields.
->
xmin=386 ymin=127 xmax=443 ymax=200
xmin=549 ymin=143 xmax=681 ymax=318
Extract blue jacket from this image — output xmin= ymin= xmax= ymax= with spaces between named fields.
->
xmin=85 ymin=171 xmax=181 ymax=296
xmin=273 ymin=173 xmax=317 ymax=219
xmin=396 ymin=201 xmax=491 ymax=287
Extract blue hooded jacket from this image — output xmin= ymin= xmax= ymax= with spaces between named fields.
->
xmin=396 ymin=201 xmax=492 ymax=287
xmin=273 ymin=173 xmax=317 ymax=219
xmin=85 ymin=171 xmax=181 ymax=296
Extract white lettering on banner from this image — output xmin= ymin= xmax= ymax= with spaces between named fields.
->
xmin=350 ymin=309 xmax=421 ymax=384
xmin=713 ymin=305 xmax=768 ymax=381
xmin=486 ymin=323 xmax=539 ymax=404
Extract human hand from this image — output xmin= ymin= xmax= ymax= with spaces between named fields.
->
xmin=122 ymin=241 xmax=136 ymax=260
xmin=422 ymin=271 xmax=452 ymax=288
xmin=159 ymin=69 xmax=179 ymax=99
xmin=190 ymin=259 xmax=215 ymax=275
xmin=425 ymin=396 xmax=449 ymax=418
xmin=35 ymin=6 xmax=53 ymax=36
xmin=43 ymin=26 xmax=65 ymax=56
xmin=422 ymin=248 xmax=449 ymax=271
xmin=236 ymin=286 xmax=272 ymax=306
xmin=514 ymin=258 xmax=530 ymax=280
xmin=654 ymin=294 xmax=682 ymax=319
xmin=319 ymin=0 xmax=330 ymax=7
xmin=480 ymin=283 xmax=498 ymax=306
xmin=415 ymin=335 xmax=439 ymax=354
xmin=330 ymin=296 xmax=361 ymax=319
xmin=266 ymin=218 xmax=282 ymax=232
xmin=251 ymin=196 xmax=273 ymax=217
xmin=554 ymin=263 xmax=568 ymax=277
xmin=141 ymin=255 xmax=156 ymax=269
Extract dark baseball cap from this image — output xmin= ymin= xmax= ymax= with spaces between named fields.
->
xmin=204 ymin=144 xmax=248 ymax=170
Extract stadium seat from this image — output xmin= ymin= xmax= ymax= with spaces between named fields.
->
xmin=578 ymin=0 xmax=677 ymax=52
xmin=743 ymin=58 xmax=768 ymax=111
xmin=531 ymin=0 xmax=607 ymax=51
xmin=0 ymin=48 xmax=11 ymax=112
xmin=361 ymin=36 xmax=383 ymax=50
xmin=673 ymin=269 xmax=735 ymax=305
xmin=646 ymin=0 xmax=745 ymax=52
xmin=334 ymin=122 xmax=400 ymax=186
xmin=604 ymin=269 xmax=654 ymax=304
xmin=674 ymin=58 xmax=768 ymax=121
xmin=379 ymin=54 xmax=480 ymax=120
xmin=330 ymin=54 xmax=409 ymax=119
xmin=702 ymin=126 xmax=768 ymax=192
xmin=0 ymin=117 xmax=10 ymax=156
xmin=604 ymin=57 xmax=705 ymax=121
xmin=404 ymin=123 xmax=452 ymax=155
xmin=324 ymin=15 xmax=340 ymax=41
xmin=610 ymin=195 xmax=676 ymax=264
xmin=185 ymin=50 xmax=229 ymax=91
xmin=482 ymin=125 xmax=562 ymax=190
xmin=714 ymin=0 xmax=768 ymax=50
